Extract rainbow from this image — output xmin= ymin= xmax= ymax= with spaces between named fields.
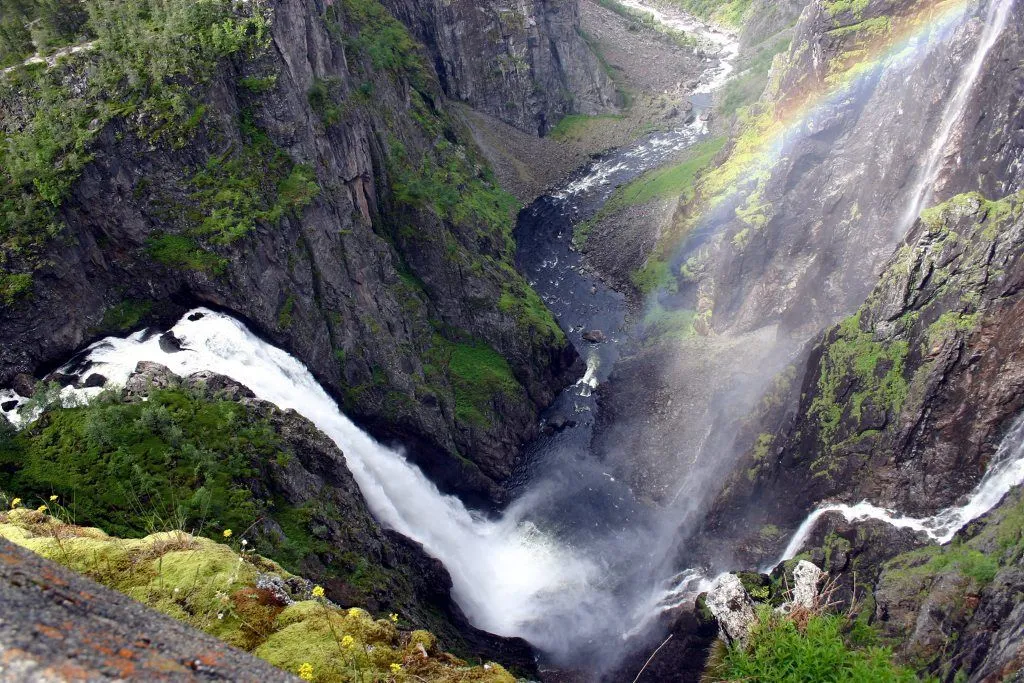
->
xmin=663 ymin=0 xmax=988 ymax=271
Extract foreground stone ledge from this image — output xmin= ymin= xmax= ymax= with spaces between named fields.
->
xmin=0 ymin=538 xmax=296 ymax=682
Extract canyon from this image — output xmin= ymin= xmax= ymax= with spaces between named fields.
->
xmin=2 ymin=0 xmax=1024 ymax=681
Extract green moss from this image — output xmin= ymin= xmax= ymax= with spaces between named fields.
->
xmin=0 ymin=512 xmax=514 ymax=682
xmin=631 ymin=259 xmax=673 ymax=295
xmin=641 ymin=302 xmax=696 ymax=343
xmin=808 ymin=310 xmax=909 ymax=462
xmin=497 ymin=284 xmax=565 ymax=343
xmin=0 ymin=272 xmax=33 ymax=305
xmin=278 ymin=295 xmax=297 ymax=330
xmin=100 ymin=299 xmax=153 ymax=331
xmin=885 ymin=542 xmax=999 ymax=588
xmin=548 ymin=114 xmax=625 ymax=141
xmin=446 ymin=339 xmax=523 ymax=429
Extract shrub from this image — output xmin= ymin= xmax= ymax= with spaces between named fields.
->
xmin=710 ymin=608 xmax=921 ymax=682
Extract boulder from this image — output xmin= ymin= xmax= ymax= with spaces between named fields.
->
xmin=82 ymin=373 xmax=107 ymax=389
xmin=582 ymin=330 xmax=606 ymax=343
xmin=123 ymin=362 xmax=178 ymax=400
xmin=706 ymin=574 xmax=757 ymax=647
xmin=158 ymin=331 xmax=182 ymax=353
xmin=791 ymin=560 xmax=823 ymax=609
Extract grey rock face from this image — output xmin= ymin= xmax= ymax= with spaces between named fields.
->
xmin=692 ymin=0 xmax=1023 ymax=340
xmin=0 ymin=0 xmax=584 ymax=503
xmin=706 ymin=574 xmax=757 ymax=647
xmin=0 ymin=536 xmax=299 ymax=682
xmin=383 ymin=0 xmax=616 ymax=134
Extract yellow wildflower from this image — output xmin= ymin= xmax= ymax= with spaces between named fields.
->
xmin=49 ymin=495 xmax=58 ymax=502
xmin=390 ymin=663 xmax=402 ymax=674
xmin=10 ymin=498 xmax=21 ymax=508
xmin=311 ymin=585 xmax=325 ymax=599
xmin=298 ymin=662 xmax=314 ymax=681
xmin=36 ymin=505 xmax=46 ymax=513
xmin=222 ymin=529 xmax=233 ymax=538
xmin=389 ymin=613 xmax=398 ymax=623
xmin=341 ymin=635 xmax=354 ymax=648
xmin=348 ymin=608 xmax=360 ymax=617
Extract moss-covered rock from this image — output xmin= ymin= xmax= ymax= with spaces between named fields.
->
xmin=0 ymin=507 xmax=514 ymax=682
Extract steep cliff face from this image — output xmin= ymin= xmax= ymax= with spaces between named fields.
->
xmin=0 ymin=0 xmax=591 ymax=503
xmin=383 ymin=0 xmax=616 ymax=134
xmin=0 ymin=361 xmax=535 ymax=669
xmin=707 ymin=191 xmax=1024 ymax=545
xmin=678 ymin=0 xmax=1024 ymax=339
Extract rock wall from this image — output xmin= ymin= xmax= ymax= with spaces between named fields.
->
xmin=686 ymin=0 xmax=1024 ymax=340
xmin=702 ymin=191 xmax=1024 ymax=554
xmin=383 ymin=0 xmax=617 ymax=134
xmin=0 ymin=0 xmax=590 ymax=503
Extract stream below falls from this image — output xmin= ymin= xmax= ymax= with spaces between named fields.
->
xmin=3 ymin=0 xmax=1024 ymax=678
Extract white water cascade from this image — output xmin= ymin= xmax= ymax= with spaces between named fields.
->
xmin=897 ymin=0 xmax=1015 ymax=237
xmin=767 ymin=411 xmax=1024 ymax=571
xmin=26 ymin=309 xmax=603 ymax=643
xmin=617 ymin=0 xmax=739 ymax=92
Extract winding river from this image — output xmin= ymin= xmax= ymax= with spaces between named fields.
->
xmin=3 ymin=0 xmax=1024 ymax=677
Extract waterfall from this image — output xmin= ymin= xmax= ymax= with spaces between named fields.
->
xmin=30 ymin=309 xmax=605 ymax=646
xmin=766 ymin=411 xmax=1024 ymax=570
xmin=897 ymin=0 xmax=1015 ymax=237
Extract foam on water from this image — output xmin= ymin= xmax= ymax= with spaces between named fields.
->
xmin=766 ymin=410 xmax=1024 ymax=570
xmin=617 ymin=0 xmax=739 ymax=93
xmin=30 ymin=310 xmax=601 ymax=641
xmin=897 ymin=0 xmax=1014 ymax=236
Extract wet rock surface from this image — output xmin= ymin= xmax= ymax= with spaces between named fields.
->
xmin=0 ymin=536 xmax=297 ymax=681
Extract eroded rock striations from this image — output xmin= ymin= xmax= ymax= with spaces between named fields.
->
xmin=0 ymin=0 xmax=612 ymax=503
xmin=382 ymin=0 xmax=616 ymax=134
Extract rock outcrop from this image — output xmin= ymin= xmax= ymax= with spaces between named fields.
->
xmin=383 ymin=0 xmax=616 ymax=134
xmin=0 ymin=536 xmax=298 ymax=682
xmin=0 ymin=0 xmax=603 ymax=503
xmin=1 ymin=362 xmax=537 ymax=672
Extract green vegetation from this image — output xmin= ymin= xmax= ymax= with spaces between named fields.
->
xmin=498 ymin=281 xmax=565 ymax=343
xmin=424 ymin=335 xmax=524 ymax=429
xmin=0 ymin=0 xmax=91 ymax=67
xmin=612 ymin=137 xmax=727 ymax=210
xmin=884 ymin=543 xmax=998 ymax=587
xmin=188 ymin=116 xmax=320 ymax=246
xmin=718 ymin=37 xmax=791 ymax=119
xmin=0 ymin=509 xmax=515 ymax=682
xmin=641 ymin=301 xmax=697 ymax=343
xmin=822 ymin=0 xmax=872 ymax=19
xmin=662 ymin=0 xmax=752 ymax=27
xmin=0 ymin=386 xmax=282 ymax=540
xmin=100 ymin=299 xmax=153 ymax=331
xmin=146 ymin=234 xmax=228 ymax=274
xmin=331 ymin=0 xmax=427 ymax=82
xmin=709 ymin=607 xmax=920 ymax=681
xmin=1 ymin=0 xmax=271 ymax=284
xmin=807 ymin=310 xmax=909 ymax=469
xmin=548 ymin=113 xmax=625 ymax=142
